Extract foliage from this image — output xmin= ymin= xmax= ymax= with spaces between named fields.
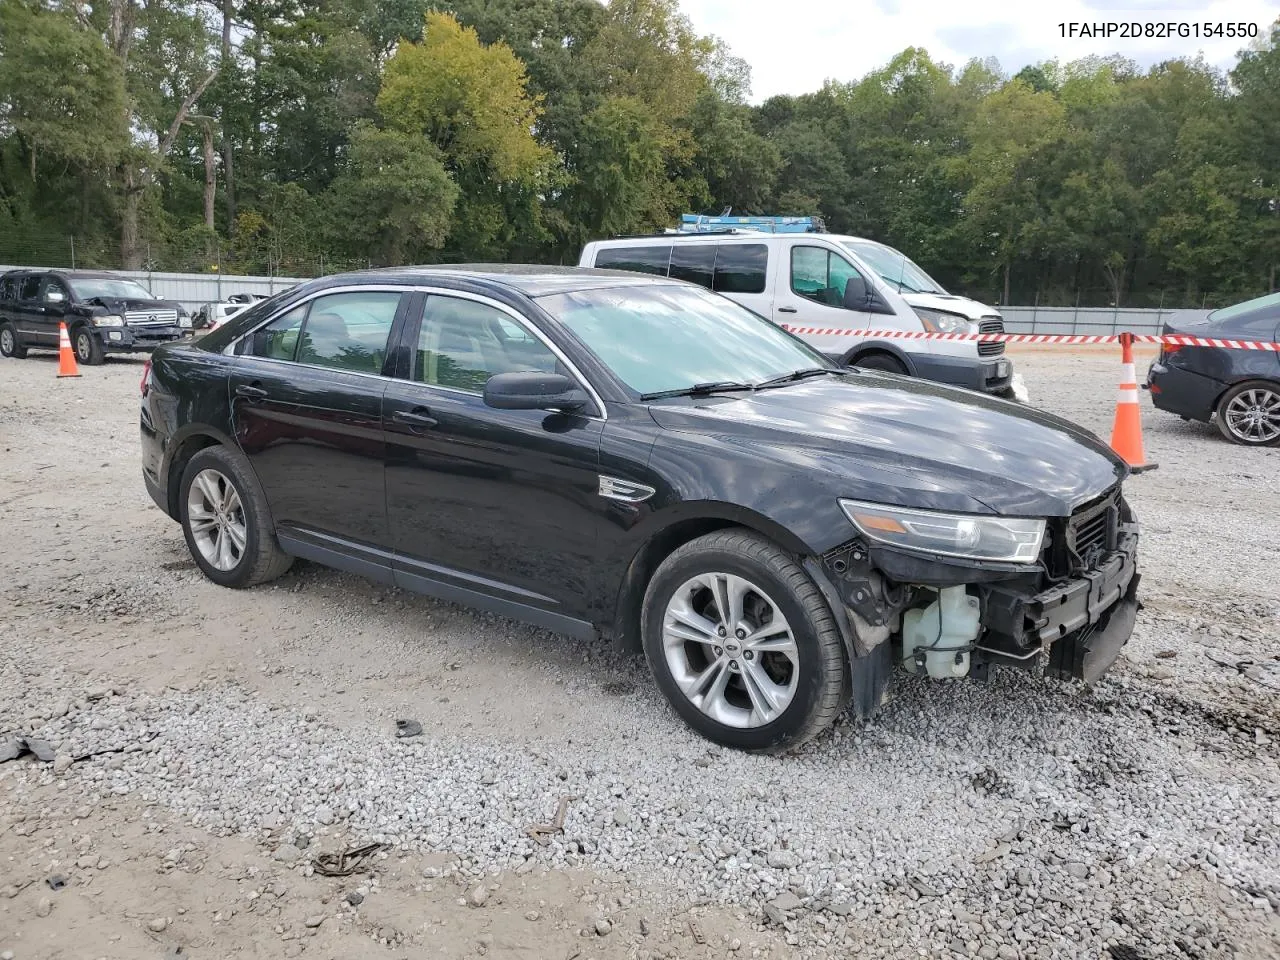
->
xmin=0 ymin=0 xmax=1276 ymax=305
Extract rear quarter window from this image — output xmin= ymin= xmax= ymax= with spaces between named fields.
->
xmin=713 ymin=244 xmax=768 ymax=295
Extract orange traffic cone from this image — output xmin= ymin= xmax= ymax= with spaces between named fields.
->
xmin=1109 ymin=332 xmax=1155 ymax=473
xmin=56 ymin=322 xmax=81 ymax=378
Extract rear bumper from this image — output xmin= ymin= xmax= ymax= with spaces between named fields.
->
xmin=1145 ymin=360 xmax=1224 ymax=422
xmin=912 ymin=353 xmax=1013 ymax=394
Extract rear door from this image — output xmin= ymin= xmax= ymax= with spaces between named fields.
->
xmin=13 ymin=274 xmax=51 ymax=348
xmin=228 ymin=288 xmax=409 ymax=553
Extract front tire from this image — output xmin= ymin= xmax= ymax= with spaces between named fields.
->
xmin=641 ymin=529 xmax=848 ymax=753
xmin=0 ymin=323 xmax=26 ymax=359
xmin=851 ymin=352 xmax=907 ymax=375
xmin=1215 ymin=381 xmax=1280 ymax=446
xmin=179 ymin=446 xmax=294 ymax=588
xmin=72 ymin=325 xmax=105 ymax=365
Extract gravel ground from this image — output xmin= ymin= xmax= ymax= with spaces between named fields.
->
xmin=1 ymin=345 xmax=1279 ymax=960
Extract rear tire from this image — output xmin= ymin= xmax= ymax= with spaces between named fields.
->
xmin=179 ymin=445 xmax=294 ymax=588
xmin=851 ymin=352 xmax=907 ymax=375
xmin=0 ymin=323 xmax=26 ymax=359
xmin=641 ymin=529 xmax=848 ymax=753
xmin=72 ymin=325 xmax=105 ymax=365
xmin=1215 ymin=381 xmax=1280 ymax=446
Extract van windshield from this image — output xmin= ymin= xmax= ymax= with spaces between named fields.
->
xmin=841 ymin=240 xmax=945 ymax=295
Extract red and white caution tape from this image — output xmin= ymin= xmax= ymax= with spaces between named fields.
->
xmin=778 ymin=326 xmax=1280 ymax=351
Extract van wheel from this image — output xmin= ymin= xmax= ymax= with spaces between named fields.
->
xmin=851 ymin=353 xmax=906 ymax=375
xmin=641 ymin=529 xmax=848 ymax=753
xmin=0 ymin=323 xmax=26 ymax=358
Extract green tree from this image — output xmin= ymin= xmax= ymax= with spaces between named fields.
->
xmin=955 ymin=79 xmax=1067 ymax=302
xmin=322 ymin=125 xmax=458 ymax=265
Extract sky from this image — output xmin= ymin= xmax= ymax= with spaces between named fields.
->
xmin=676 ymin=0 xmax=1280 ymax=101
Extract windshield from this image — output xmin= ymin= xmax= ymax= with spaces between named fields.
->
xmin=70 ymin=277 xmax=156 ymax=301
xmin=841 ymin=240 xmax=945 ymax=295
xmin=538 ymin=284 xmax=832 ymax=396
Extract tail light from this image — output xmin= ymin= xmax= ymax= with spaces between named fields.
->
xmin=140 ymin=359 xmax=152 ymax=397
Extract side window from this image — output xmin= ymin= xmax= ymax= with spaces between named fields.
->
xmin=595 ymin=245 xmax=672 ymax=277
xmin=295 ymin=292 xmax=401 ymax=374
xmin=790 ymin=246 xmax=864 ymax=308
xmin=414 ymin=296 xmax=559 ymax=393
xmin=39 ymin=277 xmax=69 ymax=303
xmin=0 ymin=277 xmax=12 ymax=301
xmin=713 ymin=244 xmax=767 ymax=294
xmin=18 ymin=276 xmax=41 ymax=301
xmin=826 ymin=255 xmax=863 ymax=305
xmin=669 ymin=244 xmax=716 ymax=289
xmin=243 ymin=304 xmax=307 ymax=359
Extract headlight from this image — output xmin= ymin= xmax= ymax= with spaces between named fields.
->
xmin=914 ymin=308 xmax=970 ymax=335
xmin=839 ymin=499 xmax=1045 ymax=564
xmin=93 ymin=314 xmax=125 ymax=327
xmin=179 ymin=316 xmax=192 ymax=329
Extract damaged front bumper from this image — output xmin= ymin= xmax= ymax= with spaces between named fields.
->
xmin=979 ymin=524 xmax=1140 ymax=683
xmin=810 ymin=502 xmax=1142 ymax=715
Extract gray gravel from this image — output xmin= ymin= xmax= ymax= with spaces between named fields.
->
xmin=2 ymin=347 xmax=1280 ymax=960
xmin=3 ymin=659 xmax=1277 ymax=958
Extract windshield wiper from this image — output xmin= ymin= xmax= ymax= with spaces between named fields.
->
xmin=639 ymin=381 xmax=756 ymax=401
xmin=755 ymin=367 xmax=846 ymax=389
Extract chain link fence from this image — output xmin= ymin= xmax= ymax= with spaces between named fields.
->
xmin=2 ymin=229 xmax=1272 ymax=314
xmin=0 ymin=228 xmax=371 ymax=281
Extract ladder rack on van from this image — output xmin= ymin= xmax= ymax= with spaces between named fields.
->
xmin=677 ymin=214 xmax=826 ymax=235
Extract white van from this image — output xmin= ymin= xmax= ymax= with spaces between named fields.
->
xmin=578 ymin=231 xmax=1017 ymax=398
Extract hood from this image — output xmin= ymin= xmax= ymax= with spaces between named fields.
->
xmin=86 ymin=296 xmax=183 ymax=314
xmin=646 ymin=373 xmax=1126 ymax=518
xmin=900 ymin=291 xmax=1001 ymax=321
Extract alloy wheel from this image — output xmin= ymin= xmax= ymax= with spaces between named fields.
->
xmin=0 ymin=328 xmax=12 ymax=354
xmin=1223 ymin=387 xmax=1280 ymax=444
xmin=661 ymin=572 xmax=799 ymax=728
xmin=75 ymin=331 xmax=93 ymax=362
xmin=186 ymin=468 xmax=248 ymax=571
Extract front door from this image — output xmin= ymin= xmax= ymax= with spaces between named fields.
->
xmin=773 ymin=243 xmax=876 ymax=360
xmin=38 ymin=275 xmax=71 ymax=347
xmin=228 ymin=288 xmax=407 ymax=551
xmin=383 ymin=292 xmax=605 ymax=625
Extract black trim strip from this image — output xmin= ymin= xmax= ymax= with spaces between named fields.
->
xmin=275 ymin=527 xmax=596 ymax=641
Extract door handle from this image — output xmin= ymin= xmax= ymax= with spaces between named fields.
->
xmin=777 ymin=306 xmax=798 ymax=314
xmin=392 ymin=408 xmax=438 ymax=429
xmin=235 ymin=383 xmax=268 ymax=400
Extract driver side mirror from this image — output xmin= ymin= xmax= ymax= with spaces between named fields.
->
xmin=484 ymin=371 xmax=587 ymax=413
xmin=45 ymin=289 xmax=66 ymax=304
xmin=841 ymin=276 xmax=868 ymax=310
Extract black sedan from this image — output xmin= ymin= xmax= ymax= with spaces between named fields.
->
xmin=140 ymin=266 xmax=1141 ymax=752
xmin=1146 ymin=291 xmax=1280 ymax=446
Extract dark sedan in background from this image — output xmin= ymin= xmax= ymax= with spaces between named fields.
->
xmin=1146 ymin=291 xmax=1280 ymax=446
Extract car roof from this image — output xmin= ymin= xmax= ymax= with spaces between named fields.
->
xmin=320 ymin=264 xmax=683 ymax=298
xmin=1 ymin=269 xmax=134 ymax=281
